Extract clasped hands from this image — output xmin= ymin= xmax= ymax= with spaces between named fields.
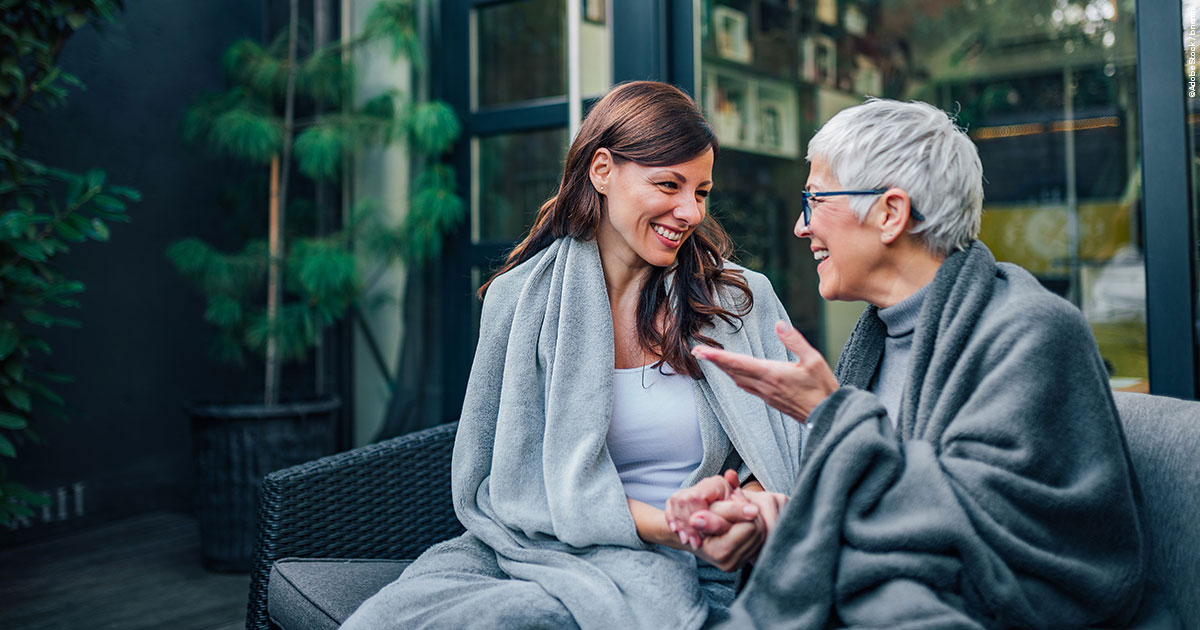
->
xmin=663 ymin=470 xmax=788 ymax=572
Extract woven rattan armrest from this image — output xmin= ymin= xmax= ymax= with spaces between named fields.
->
xmin=246 ymin=421 xmax=463 ymax=630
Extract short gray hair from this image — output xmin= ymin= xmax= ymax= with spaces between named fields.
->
xmin=806 ymin=99 xmax=983 ymax=258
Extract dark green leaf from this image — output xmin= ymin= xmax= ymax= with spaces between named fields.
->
xmin=26 ymin=380 xmax=64 ymax=407
xmin=297 ymin=47 xmax=349 ymax=106
xmin=107 ymin=185 xmax=141 ymax=202
xmin=408 ymin=101 xmax=461 ymax=154
xmin=0 ymin=434 xmax=15 ymax=458
xmin=86 ymin=218 xmax=110 ymax=241
xmin=294 ymin=124 xmax=343 ymax=180
xmin=84 ymin=169 xmax=107 ymax=190
xmin=204 ymin=295 xmax=243 ymax=328
xmin=360 ymin=91 xmax=398 ymax=120
xmin=4 ymin=360 xmax=23 ymax=382
xmin=22 ymin=310 xmax=53 ymax=327
xmin=66 ymin=12 xmax=88 ymax=30
xmin=0 ymin=210 xmax=32 ymax=237
xmin=364 ymin=0 xmax=423 ymax=64
xmin=89 ymin=194 xmax=126 ymax=213
xmin=211 ymin=106 xmax=283 ymax=164
xmin=21 ymin=309 xmax=77 ymax=328
xmin=54 ymin=219 xmax=87 ymax=242
xmin=404 ymin=165 xmax=465 ymax=263
xmin=12 ymin=242 xmax=48 ymax=264
xmin=3 ymin=387 xmax=30 ymax=413
xmin=0 ymin=413 xmax=27 ymax=430
xmin=31 ymin=369 xmax=74 ymax=384
xmin=0 ymin=322 xmax=17 ymax=359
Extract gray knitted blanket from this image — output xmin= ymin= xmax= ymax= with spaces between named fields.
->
xmin=720 ymin=241 xmax=1153 ymax=629
xmin=341 ymin=237 xmax=804 ymax=630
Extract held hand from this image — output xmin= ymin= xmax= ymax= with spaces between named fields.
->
xmin=665 ymin=470 xmax=741 ymax=548
xmin=690 ymin=507 xmax=767 ymax=572
xmin=690 ymin=490 xmax=789 ymax=538
xmin=692 ymin=321 xmax=838 ymax=423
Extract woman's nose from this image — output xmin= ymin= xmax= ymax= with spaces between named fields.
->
xmin=675 ymin=196 xmax=703 ymax=224
xmin=795 ymin=216 xmax=811 ymax=238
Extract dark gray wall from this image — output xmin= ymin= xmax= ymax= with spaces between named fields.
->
xmin=4 ymin=1 xmax=265 ymax=545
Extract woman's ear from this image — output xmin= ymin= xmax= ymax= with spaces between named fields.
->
xmin=589 ymin=148 xmax=612 ymax=194
xmin=878 ymin=188 xmax=912 ymax=244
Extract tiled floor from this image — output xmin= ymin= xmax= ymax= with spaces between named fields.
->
xmin=0 ymin=511 xmax=249 ymax=630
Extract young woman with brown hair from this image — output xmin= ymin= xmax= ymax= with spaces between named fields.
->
xmin=340 ymin=81 xmax=805 ymax=630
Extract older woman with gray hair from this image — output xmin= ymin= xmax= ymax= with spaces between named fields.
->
xmin=666 ymin=99 xmax=1165 ymax=628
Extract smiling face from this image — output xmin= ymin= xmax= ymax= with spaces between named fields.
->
xmin=593 ymin=147 xmax=714 ymax=270
xmin=796 ymin=157 xmax=887 ymax=303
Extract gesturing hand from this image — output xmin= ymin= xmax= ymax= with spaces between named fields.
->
xmin=692 ymin=321 xmax=838 ymax=423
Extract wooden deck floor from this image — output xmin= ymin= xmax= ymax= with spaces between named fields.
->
xmin=0 ymin=511 xmax=249 ymax=630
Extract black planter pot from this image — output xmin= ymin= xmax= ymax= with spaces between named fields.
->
xmin=188 ymin=397 xmax=341 ymax=572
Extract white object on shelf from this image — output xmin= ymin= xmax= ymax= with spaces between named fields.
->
xmin=712 ymin=6 xmax=752 ymax=64
xmin=702 ymin=66 xmax=800 ymax=158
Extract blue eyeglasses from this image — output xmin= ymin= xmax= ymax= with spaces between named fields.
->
xmin=800 ymin=189 xmax=926 ymax=226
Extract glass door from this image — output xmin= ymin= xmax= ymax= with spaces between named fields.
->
xmin=441 ymin=0 xmax=614 ymax=414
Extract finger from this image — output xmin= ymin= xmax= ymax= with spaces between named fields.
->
xmin=708 ymin=499 xmax=759 ymax=522
xmin=708 ymin=521 xmax=761 ymax=571
xmin=690 ymin=509 xmax=732 ymax=536
xmin=775 ymin=320 xmax=818 ymax=358
xmin=730 ymin=522 xmax=766 ymax=568
xmin=693 ymin=347 xmax=769 ymax=379
xmin=723 ymin=469 xmax=741 ymax=489
xmin=743 ymin=492 xmax=780 ymax=532
xmin=670 ymin=476 xmax=730 ymax=546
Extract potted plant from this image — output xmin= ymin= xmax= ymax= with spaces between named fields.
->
xmin=167 ymin=0 xmax=462 ymax=571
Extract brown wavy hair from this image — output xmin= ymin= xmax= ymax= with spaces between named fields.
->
xmin=479 ymin=81 xmax=752 ymax=378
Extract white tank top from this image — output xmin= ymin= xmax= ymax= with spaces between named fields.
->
xmin=606 ymin=362 xmax=703 ymax=510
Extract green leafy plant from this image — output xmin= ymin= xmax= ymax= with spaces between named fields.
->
xmin=168 ymin=0 xmax=462 ymax=406
xmin=0 ymin=0 xmax=138 ymax=527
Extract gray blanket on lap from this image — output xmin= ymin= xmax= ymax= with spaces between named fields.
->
xmin=341 ymin=237 xmax=805 ymax=630
xmin=720 ymin=241 xmax=1155 ymax=630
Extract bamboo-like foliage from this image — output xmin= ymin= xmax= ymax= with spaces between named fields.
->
xmin=0 ymin=1 xmax=137 ymax=527
xmin=169 ymin=0 xmax=462 ymax=405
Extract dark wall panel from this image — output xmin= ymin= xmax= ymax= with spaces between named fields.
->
xmin=4 ymin=1 xmax=264 ymax=545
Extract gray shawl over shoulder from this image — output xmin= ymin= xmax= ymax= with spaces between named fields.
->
xmin=721 ymin=241 xmax=1154 ymax=630
xmin=342 ymin=237 xmax=805 ymax=630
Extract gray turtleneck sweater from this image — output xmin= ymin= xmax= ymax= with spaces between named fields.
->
xmin=868 ymin=284 xmax=930 ymax=426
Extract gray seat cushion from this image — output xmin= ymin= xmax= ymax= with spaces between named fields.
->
xmin=268 ymin=558 xmax=410 ymax=630
xmin=1113 ymin=392 xmax=1200 ymax=629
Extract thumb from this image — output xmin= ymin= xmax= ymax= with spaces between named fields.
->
xmin=775 ymin=320 xmax=816 ymax=357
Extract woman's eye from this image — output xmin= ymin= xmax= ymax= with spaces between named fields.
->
xmin=657 ymin=181 xmax=679 ymax=190
xmin=697 ymin=189 xmax=710 ymax=199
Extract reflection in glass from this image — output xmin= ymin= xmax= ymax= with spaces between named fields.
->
xmin=579 ymin=0 xmax=612 ymax=98
xmin=475 ymin=0 xmax=566 ymax=108
xmin=887 ymin=1 xmax=1143 ymax=385
xmin=699 ymin=0 xmax=1146 ymax=385
xmin=891 ymin=1 xmax=1144 ymax=385
xmin=474 ymin=128 xmax=567 ymax=243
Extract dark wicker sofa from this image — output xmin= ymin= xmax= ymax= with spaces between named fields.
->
xmin=247 ymin=392 xmax=1200 ymax=630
